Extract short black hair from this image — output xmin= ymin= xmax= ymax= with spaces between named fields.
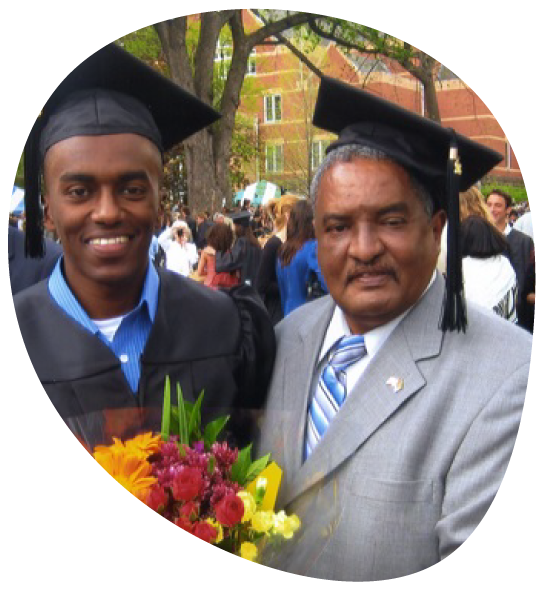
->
xmin=488 ymin=188 xmax=514 ymax=209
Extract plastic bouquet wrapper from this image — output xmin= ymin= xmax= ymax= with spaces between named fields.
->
xmin=65 ymin=377 xmax=306 ymax=564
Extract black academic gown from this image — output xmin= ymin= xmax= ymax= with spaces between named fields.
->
xmin=215 ymin=237 xmax=262 ymax=288
xmin=14 ymin=270 xmax=275 ymax=445
xmin=506 ymin=228 xmax=535 ymax=331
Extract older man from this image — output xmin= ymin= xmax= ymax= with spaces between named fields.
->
xmin=258 ymin=77 xmax=531 ymax=581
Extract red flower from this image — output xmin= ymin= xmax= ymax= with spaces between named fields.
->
xmin=192 ymin=521 xmax=218 ymax=543
xmin=172 ymin=467 xmax=204 ymax=502
xmin=146 ymin=485 xmax=168 ymax=512
xmin=179 ymin=501 xmax=199 ymax=521
xmin=174 ymin=516 xmax=194 ymax=534
xmin=215 ymin=494 xmax=244 ymax=528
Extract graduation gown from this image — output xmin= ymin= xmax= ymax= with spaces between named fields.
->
xmin=14 ymin=269 xmax=275 ymax=444
xmin=215 ymin=237 xmax=262 ymax=287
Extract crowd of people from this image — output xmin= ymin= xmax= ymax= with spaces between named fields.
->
xmin=144 ymin=197 xmax=329 ymax=325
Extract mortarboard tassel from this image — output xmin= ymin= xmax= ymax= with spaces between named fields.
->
xmin=23 ymin=116 xmax=45 ymax=258
xmin=440 ymin=132 xmax=467 ymax=332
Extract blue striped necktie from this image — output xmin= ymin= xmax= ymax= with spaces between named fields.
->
xmin=305 ymin=335 xmax=367 ymax=459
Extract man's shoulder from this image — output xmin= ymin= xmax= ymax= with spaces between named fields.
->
xmin=275 ymin=295 xmax=333 ymax=341
xmin=508 ymin=228 xmax=534 ymax=249
xmin=448 ymin=302 xmax=532 ymax=366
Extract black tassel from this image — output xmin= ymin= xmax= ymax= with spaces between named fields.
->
xmin=440 ymin=132 xmax=467 ymax=332
xmin=23 ymin=116 xmax=45 ymax=258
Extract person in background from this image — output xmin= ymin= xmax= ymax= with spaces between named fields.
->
xmin=256 ymin=194 xmax=301 ymax=325
xmin=195 ymin=211 xmax=213 ymax=250
xmin=487 ymin=188 xmax=534 ymax=332
xmin=276 ymin=199 xmax=327 ymax=317
xmin=165 ymin=225 xmax=198 ymax=276
xmin=514 ymin=209 xmax=534 ymax=240
xmin=197 ymin=223 xmax=240 ymax=289
xmin=215 ymin=210 xmax=262 ymax=287
xmin=460 ymin=215 xmax=517 ymax=321
xmin=8 ymin=225 xmax=62 ymax=295
xmin=181 ymin=205 xmax=197 ymax=240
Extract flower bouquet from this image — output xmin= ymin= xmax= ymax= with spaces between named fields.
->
xmin=91 ymin=377 xmax=300 ymax=562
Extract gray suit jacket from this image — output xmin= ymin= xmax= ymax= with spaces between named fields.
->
xmin=258 ymin=273 xmax=531 ymax=581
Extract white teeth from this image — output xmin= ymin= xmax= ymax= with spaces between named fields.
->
xmin=89 ymin=236 xmax=129 ymax=245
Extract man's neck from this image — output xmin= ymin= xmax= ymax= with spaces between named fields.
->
xmin=496 ymin=219 xmax=508 ymax=233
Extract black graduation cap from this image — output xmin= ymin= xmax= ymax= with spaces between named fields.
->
xmin=312 ymin=75 xmax=503 ymax=332
xmin=229 ymin=210 xmax=252 ymax=228
xmin=23 ymin=42 xmax=220 ymax=258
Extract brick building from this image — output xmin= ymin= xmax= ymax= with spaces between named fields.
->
xmin=235 ymin=10 xmax=521 ymax=196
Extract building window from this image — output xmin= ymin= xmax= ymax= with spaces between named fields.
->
xmin=264 ymin=94 xmax=282 ymax=123
xmin=247 ymin=49 xmax=256 ymax=75
xmin=311 ymin=139 xmax=331 ymax=169
xmin=266 ymin=144 xmax=284 ymax=173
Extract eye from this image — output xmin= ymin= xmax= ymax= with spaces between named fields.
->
xmin=120 ymin=185 xmax=147 ymax=198
xmin=382 ymin=216 xmax=406 ymax=227
xmin=66 ymin=186 xmax=91 ymax=198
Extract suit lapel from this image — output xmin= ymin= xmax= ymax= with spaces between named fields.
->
xmin=284 ymin=275 xmax=445 ymax=505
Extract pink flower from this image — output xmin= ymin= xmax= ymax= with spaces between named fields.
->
xmin=179 ymin=501 xmax=199 ymax=521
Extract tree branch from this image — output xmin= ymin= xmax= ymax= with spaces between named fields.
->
xmin=253 ymin=10 xmax=325 ymax=78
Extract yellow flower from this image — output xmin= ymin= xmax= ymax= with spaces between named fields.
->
xmin=239 ymin=542 xmax=258 ymax=561
xmin=237 ymin=491 xmax=257 ymax=523
xmin=94 ymin=451 xmax=157 ymax=501
xmin=273 ymin=511 xmax=301 ymax=539
xmin=250 ymin=510 xmax=275 ymax=533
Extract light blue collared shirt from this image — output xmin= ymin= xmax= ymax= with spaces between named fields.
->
xmin=48 ymin=258 xmax=160 ymax=393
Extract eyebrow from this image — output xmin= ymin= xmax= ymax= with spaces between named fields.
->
xmin=321 ymin=202 xmax=410 ymax=223
xmin=58 ymin=171 xmax=150 ymax=183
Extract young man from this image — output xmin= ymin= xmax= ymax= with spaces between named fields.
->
xmin=258 ymin=76 xmax=531 ymax=581
xmin=487 ymin=188 xmax=535 ymax=331
xmin=15 ymin=44 xmax=275 ymax=443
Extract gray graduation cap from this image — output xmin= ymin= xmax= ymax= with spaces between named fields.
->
xmin=312 ymin=75 xmax=503 ymax=332
xmin=23 ymin=42 xmax=220 ymax=258
xmin=229 ymin=210 xmax=252 ymax=228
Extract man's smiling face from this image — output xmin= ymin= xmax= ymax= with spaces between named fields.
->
xmin=43 ymin=133 xmax=162 ymax=300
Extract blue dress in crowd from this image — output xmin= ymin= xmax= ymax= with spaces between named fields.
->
xmin=276 ymin=239 xmax=328 ymax=317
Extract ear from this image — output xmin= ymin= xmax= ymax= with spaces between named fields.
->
xmin=431 ymin=210 xmax=447 ymax=243
xmin=42 ymin=194 xmax=56 ymax=233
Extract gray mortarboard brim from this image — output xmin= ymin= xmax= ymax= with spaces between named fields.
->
xmin=312 ymin=75 xmax=504 ymax=333
xmin=24 ymin=42 xmax=220 ymax=258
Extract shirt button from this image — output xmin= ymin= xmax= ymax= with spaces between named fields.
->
xmin=120 ymin=354 xmax=129 ymax=363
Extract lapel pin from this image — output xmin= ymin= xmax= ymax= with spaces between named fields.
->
xmin=386 ymin=376 xmax=404 ymax=393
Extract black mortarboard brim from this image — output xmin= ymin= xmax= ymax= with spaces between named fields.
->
xmin=312 ymin=75 xmax=503 ymax=333
xmin=23 ymin=42 xmax=220 ymax=258
xmin=230 ymin=210 xmax=251 ymax=228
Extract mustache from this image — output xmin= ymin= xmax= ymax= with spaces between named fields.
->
xmin=346 ymin=265 xmax=397 ymax=283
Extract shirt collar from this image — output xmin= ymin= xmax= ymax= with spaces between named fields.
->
xmin=48 ymin=257 xmax=159 ymax=329
xmin=503 ymin=223 xmax=512 ymax=236
xmin=319 ymin=271 xmax=436 ymax=362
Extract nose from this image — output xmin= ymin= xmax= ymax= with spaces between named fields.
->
xmin=91 ymin=189 xmax=122 ymax=225
xmin=348 ymin=223 xmax=385 ymax=263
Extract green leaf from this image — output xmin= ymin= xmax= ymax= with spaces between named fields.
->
xmin=207 ymin=454 xmax=216 ymax=475
xmin=161 ymin=376 xmax=171 ymax=441
xmin=245 ymin=453 xmax=271 ymax=483
xmin=230 ymin=444 xmax=253 ymax=484
xmin=203 ymin=415 xmax=230 ymax=449
xmin=177 ymin=383 xmax=189 ymax=446
xmin=188 ymin=390 xmax=204 ymax=443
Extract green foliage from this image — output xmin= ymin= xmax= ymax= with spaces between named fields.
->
xmin=481 ymin=182 xmax=529 ymax=204
xmin=116 ymin=26 xmax=163 ymax=68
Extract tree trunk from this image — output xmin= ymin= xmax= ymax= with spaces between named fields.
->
xmin=155 ymin=16 xmax=223 ymax=212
